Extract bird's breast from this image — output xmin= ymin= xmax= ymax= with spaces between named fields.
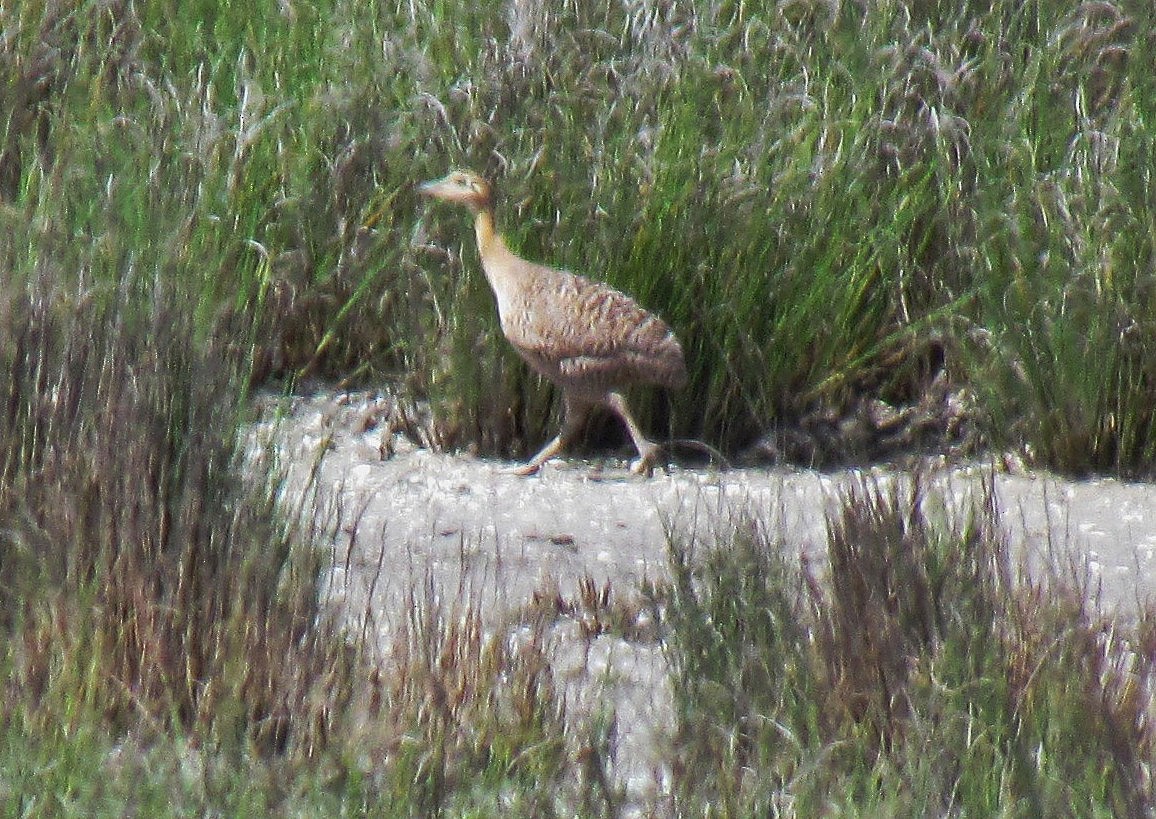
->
xmin=493 ymin=291 xmax=528 ymax=336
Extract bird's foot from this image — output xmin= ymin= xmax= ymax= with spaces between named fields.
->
xmin=510 ymin=460 xmax=544 ymax=477
xmin=629 ymin=444 xmax=662 ymax=477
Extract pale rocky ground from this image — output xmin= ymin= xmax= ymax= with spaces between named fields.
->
xmin=250 ymin=389 xmax=1156 ymax=813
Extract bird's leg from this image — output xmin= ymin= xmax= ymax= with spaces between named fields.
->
xmin=513 ymin=395 xmax=592 ymax=476
xmin=605 ymin=392 xmax=663 ymax=476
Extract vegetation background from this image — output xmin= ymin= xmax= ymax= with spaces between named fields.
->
xmin=2 ymin=0 xmax=1154 ymax=813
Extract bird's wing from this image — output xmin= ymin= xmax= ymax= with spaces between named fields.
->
xmin=504 ymin=267 xmax=686 ymax=389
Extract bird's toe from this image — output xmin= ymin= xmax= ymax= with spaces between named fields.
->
xmin=629 ymin=445 xmax=662 ymax=477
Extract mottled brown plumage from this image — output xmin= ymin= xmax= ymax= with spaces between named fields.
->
xmin=419 ymin=169 xmax=686 ymax=475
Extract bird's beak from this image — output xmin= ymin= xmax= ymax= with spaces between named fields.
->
xmin=418 ymin=177 xmax=450 ymax=199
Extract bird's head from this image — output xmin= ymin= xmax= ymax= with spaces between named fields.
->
xmin=418 ymin=169 xmax=492 ymax=213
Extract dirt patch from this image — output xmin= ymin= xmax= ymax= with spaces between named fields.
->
xmin=250 ymin=389 xmax=1156 ymax=812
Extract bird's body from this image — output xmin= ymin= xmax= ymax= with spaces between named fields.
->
xmin=419 ymin=169 xmax=686 ymax=475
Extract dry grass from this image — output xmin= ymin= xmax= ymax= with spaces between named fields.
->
xmin=664 ymin=473 xmax=1156 ymax=814
xmin=358 ymin=578 xmax=570 ymax=815
xmin=0 ymin=287 xmax=362 ymax=812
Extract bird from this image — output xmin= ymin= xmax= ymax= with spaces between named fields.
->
xmin=418 ymin=168 xmax=687 ymax=476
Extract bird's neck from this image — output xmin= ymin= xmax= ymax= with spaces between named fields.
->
xmin=472 ymin=208 xmax=505 ymax=259
xmin=471 ymin=207 xmax=523 ymax=319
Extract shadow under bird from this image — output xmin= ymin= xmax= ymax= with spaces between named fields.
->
xmin=418 ymin=169 xmax=687 ymax=476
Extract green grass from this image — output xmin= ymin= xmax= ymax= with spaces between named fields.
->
xmin=7 ymin=0 xmax=1154 ymax=469
xmin=3 ymin=0 xmax=1156 ymax=813
xmin=664 ymin=474 xmax=1156 ymax=815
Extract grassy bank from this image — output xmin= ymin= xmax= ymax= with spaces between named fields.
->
xmin=2 ymin=0 xmax=1155 ymax=813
